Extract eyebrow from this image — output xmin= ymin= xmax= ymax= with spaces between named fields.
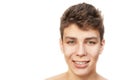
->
xmin=64 ymin=36 xmax=99 ymax=40
xmin=64 ymin=36 xmax=77 ymax=40
xmin=85 ymin=37 xmax=98 ymax=40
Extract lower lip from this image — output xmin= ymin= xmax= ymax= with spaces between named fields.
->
xmin=73 ymin=61 xmax=89 ymax=69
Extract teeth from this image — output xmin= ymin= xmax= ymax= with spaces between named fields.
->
xmin=75 ymin=61 xmax=87 ymax=65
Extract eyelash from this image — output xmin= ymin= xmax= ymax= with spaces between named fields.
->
xmin=87 ymin=41 xmax=96 ymax=45
xmin=67 ymin=41 xmax=75 ymax=44
xmin=66 ymin=40 xmax=97 ymax=45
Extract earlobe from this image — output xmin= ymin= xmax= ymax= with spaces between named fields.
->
xmin=59 ymin=39 xmax=64 ymax=53
xmin=100 ymin=39 xmax=105 ymax=54
xmin=101 ymin=39 xmax=105 ymax=46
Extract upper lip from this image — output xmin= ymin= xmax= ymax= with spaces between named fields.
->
xmin=72 ymin=60 xmax=90 ymax=62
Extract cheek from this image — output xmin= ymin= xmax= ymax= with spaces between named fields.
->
xmin=86 ymin=46 xmax=100 ymax=59
xmin=63 ymin=45 xmax=76 ymax=57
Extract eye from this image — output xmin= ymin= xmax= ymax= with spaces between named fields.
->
xmin=67 ymin=40 xmax=75 ymax=45
xmin=87 ymin=41 xmax=97 ymax=45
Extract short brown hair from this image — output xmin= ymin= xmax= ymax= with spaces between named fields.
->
xmin=60 ymin=3 xmax=104 ymax=41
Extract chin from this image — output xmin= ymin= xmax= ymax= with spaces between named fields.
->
xmin=69 ymin=61 xmax=95 ymax=76
xmin=73 ymin=68 xmax=91 ymax=76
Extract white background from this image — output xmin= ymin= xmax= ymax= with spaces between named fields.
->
xmin=0 ymin=0 xmax=120 ymax=80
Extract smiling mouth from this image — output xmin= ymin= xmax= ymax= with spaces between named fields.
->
xmin=72 ymin=60 xmax=90 ymax=68
xmin=74 ymin=61 xmax=89 ymax=64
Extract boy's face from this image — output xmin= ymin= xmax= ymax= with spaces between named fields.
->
xmin=60 ymin=24 xmax=105 ymax=76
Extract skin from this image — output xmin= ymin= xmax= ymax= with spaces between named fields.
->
xmin=47 ymin=24 xmax=106 ymax=80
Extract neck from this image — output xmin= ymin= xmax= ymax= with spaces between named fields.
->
xmin=66 ymin=70 xmax=101 ymax=80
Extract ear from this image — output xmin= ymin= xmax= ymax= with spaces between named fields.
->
xmin=59 ymin=38 xmax=64 ymax=53
xmin=99 ymin=39 xmax=105 ymax=54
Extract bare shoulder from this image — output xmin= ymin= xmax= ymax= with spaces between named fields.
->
xmin=99 ymin=74 xmax=108 ymax=80
xmin=100 ymin=77 xmax=108 ymax=80
xmin=46 ymin=73 xmax=66 ymax=80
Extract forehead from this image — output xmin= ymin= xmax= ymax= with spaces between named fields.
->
xmin=63 ymin=24 xmax=100 ymax=40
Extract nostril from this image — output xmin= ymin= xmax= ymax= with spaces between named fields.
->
xmin=76 ymin=52 xmax=86 ymax=57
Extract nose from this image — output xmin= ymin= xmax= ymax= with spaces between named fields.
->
xmin=76 ymin=43 xmax=86 ymax=57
